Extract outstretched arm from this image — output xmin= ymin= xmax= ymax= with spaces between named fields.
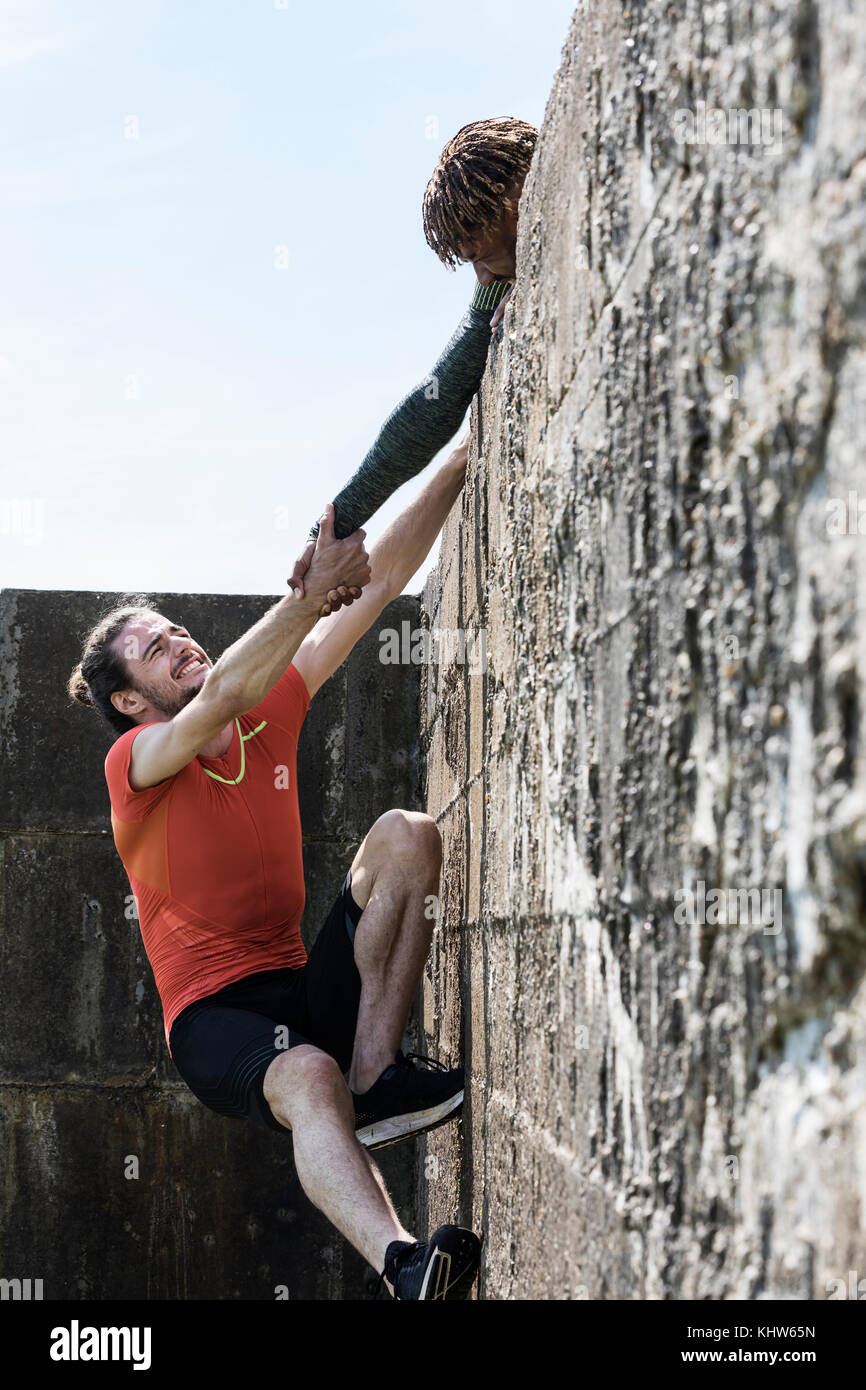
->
xmin=288 ymin=278 xmax=510 ymax=596
xmin=128 ymin=508 xmax=370 ymax=788
xmin=292 ymin=435 xmax=469 ymax=701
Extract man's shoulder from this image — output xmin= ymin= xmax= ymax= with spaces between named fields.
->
xmin=104 ymin=721 xmax=174 ymax=816
xmin=253 ymin=662 xmax=312 ymax=726
xmin=104 ymin=721 xmax=161 ymax=774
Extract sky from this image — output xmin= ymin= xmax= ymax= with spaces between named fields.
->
xmin=0 ymin=0 xmax=575 ymax=598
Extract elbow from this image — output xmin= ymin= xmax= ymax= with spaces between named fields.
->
xmin=371 ymin=568 xmax=400 ymax=606
xmin=199 ymin=669 xmax=243 ymax=724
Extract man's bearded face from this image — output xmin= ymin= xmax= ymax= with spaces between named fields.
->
xmin=115 ymin=611 xmax=213 ymax=721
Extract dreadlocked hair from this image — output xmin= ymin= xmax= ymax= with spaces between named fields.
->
xmin=423 ymin=117 xmax=538 ymax=269
xmin=67 ymin=595 xmax=155 ymax=739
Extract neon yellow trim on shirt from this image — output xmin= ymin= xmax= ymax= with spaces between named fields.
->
xmin=202 ymin=719 xmax=267 ymax=785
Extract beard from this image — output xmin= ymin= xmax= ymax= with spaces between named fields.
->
xmin=134 ymin=676 xmax=203 ymax=719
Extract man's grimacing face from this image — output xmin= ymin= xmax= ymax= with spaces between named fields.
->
xmin=111 ymin=611 xmax=213 ymax=722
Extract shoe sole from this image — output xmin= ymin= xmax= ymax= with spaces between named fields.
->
xmin=415 ymin=1227 xmax=481 ymax=1301
xmin=355 ymin=1090 xmax=464 ymax=1151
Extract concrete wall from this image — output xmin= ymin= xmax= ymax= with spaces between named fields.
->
xmin=417 ymin=0 xmax=866 ymax=1298
xmin=0 ymin=587 xmax=420 ymax=1300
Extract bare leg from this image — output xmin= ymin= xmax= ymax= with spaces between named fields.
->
xmin=346 ymin=810 xmax=442 ymax=1093
xmin=263 ymin=1043 xmax=413 ymax=1285
xmin=261 ymin=812 xmax=443 ymax=1287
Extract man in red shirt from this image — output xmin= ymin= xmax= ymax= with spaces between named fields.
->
xmin=69 ymin=439 xmax=479 ymax=1301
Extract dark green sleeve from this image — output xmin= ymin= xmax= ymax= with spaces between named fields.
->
xmin=307 ymin=278 xmax=512 ymax=542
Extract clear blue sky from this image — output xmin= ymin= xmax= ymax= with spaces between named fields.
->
xmin=1 ymin=0 xmax=574 ymax=596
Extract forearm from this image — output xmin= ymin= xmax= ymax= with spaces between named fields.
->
xmin=373 ymin=450 xmax=466 ymax=599
xmin=307 ymin=279 xmax=510 ymax=542
xmin=206 ymin=593 xmax=320 ymax=715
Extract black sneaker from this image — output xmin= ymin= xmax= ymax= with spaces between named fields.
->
xmin=372 ymin=1225 xmax=481 ymax=1300
xmin=353 ymin=1050 xmax=464 ymax=1151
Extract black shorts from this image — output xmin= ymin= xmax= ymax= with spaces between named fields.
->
xmin=168 ymin=867 xmax=364 ymax=1134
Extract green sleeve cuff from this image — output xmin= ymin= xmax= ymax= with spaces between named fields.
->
xmin=471 ymin=278 xmax=513 ymax=313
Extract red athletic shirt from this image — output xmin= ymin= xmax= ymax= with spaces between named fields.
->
xmin=104 ymin=662 xmax=311 ymax=1055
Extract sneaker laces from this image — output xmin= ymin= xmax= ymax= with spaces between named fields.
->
xmin=353 ymin=1051 xmax=451 ymax=1111
xmin=369 ymin=1239 xmax=416 ymax=1301
xmin=397 ymin=1050 xmax=450 ymax=1073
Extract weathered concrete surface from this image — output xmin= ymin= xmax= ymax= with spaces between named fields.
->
xmin=0 ymin=588 xmax=420 ymax=1299
xmin=418 ymin=1 xmax=866 ymax=1298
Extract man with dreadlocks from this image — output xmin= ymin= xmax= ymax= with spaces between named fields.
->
xmin=287 ymin=116 xmax=538 ymax=598
xmin=422 ymin=115 xmax=537 ymax=319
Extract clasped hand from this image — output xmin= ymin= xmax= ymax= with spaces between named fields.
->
xmin=287 ymin=503 xmax=370 ymax=618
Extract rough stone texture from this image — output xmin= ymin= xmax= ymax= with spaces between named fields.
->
xmin=417 ymin=0 xmax=866 ymax=1298
xmin=0 ymin=588 xmax=420 ymax=1299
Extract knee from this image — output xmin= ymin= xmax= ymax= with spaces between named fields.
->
xmin=263 ymin=1046 xmax=349 ymax=1128
xmin=375 ymin=809 xmax=442 ymax=866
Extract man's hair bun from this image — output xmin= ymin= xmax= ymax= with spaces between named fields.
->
xmin=67 ymin=663 xmax=94 ymax=707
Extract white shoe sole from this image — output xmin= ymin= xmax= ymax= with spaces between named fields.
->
xmin=355 ymin=1089 xmax=464 ymax=1150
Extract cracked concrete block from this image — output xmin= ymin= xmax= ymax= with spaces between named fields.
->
xmin=418 ymin=0 xmax=866 ymax=1299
